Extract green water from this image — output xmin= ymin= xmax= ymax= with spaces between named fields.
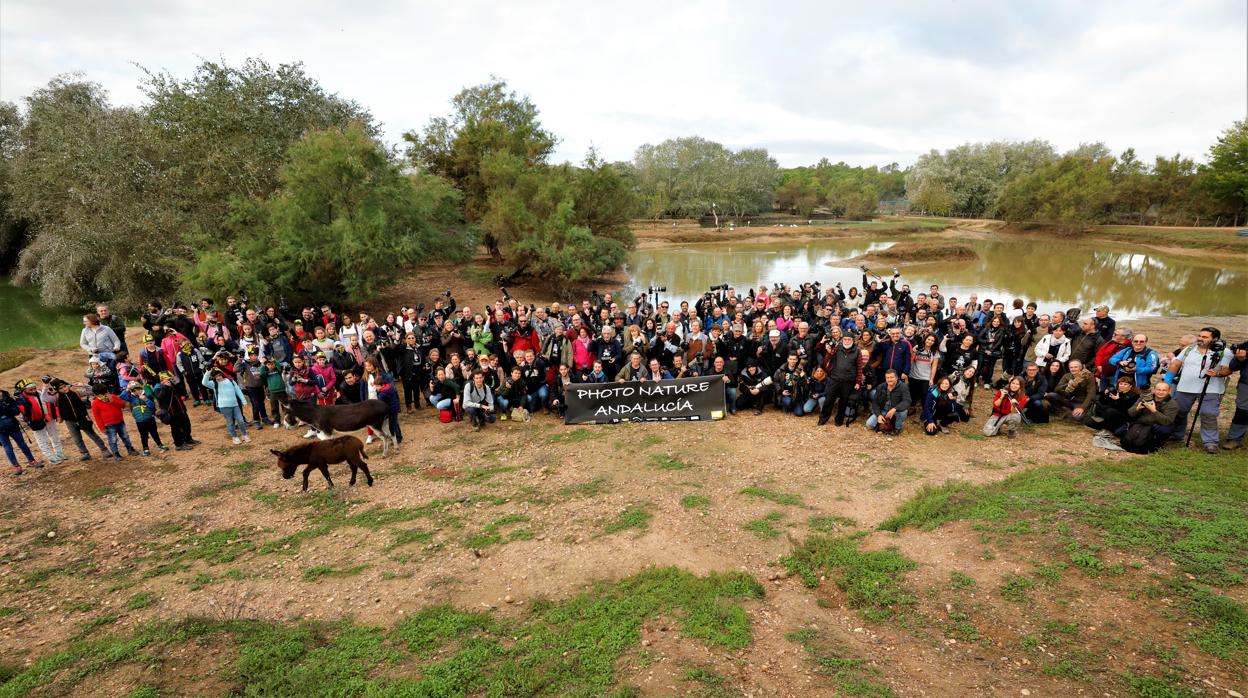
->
xmin=626 ymin=237 xmax=1248 ymax=320
xmin=0 ymin=280 xmax=90 ymax=352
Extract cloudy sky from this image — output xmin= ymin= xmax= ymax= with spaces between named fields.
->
xmin=1 ymin=0 xmax=1243 ymax=167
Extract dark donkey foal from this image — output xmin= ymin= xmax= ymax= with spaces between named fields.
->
xmin=271 ymin=436 xmax=373 ymax=491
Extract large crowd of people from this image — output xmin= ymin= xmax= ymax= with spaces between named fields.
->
xmin=1 ymin=269 xmax=1245 ymax=476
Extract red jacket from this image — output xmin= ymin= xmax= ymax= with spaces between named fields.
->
xmin=991 ymin=390 xmax=1028 ymax=417
xmin=91 ymin=396 xmax=126 ymax=430
xmin=1094 ymin=339 xmax=1127 ymax=378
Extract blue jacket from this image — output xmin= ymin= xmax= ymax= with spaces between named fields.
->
xmin=1108 ymin=346 xmax=1160 ymax=389
xmin=203 ymin=374 xmax=247 ymax=409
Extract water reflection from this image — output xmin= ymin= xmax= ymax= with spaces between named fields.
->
xmin=626 ymin=238 xmax=1248 ymax=319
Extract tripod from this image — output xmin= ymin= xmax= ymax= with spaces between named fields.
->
xmin=1184 ymin=372 xmax=1215 ymax=447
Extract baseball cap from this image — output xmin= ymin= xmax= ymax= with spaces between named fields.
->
xmin=769 ymin=330 xmax=780 ymax=338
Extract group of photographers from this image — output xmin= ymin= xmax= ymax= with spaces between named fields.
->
xmin=2 ymin=272 xmax=1245 ymax=475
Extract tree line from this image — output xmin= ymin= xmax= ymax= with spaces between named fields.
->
xmin=0 ymin=57 xmax=1243 ymax=312
xmin=906 ymin=127 xmax=1248 ymax=227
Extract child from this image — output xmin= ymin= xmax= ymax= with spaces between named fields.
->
xmin=120 ymin=381 xmax=167 ymax=455
xmin=259 ymin=356 xmax=288 ymax=429
xmin=202 ymin=368 xmax=250 ymax=445
xmin=984 ymin=376 xmax=1028 ymax=439
xmin=85 ymin=357 xmax=116 ymax=394
xmin=90 ymin=386 xmax=137 ymax=460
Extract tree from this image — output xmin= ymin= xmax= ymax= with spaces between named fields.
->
xmin=0 ymin=101 xmax=25 ymax=269
xmin=630 ymin=137 xmax=778 ymax=219
xmin=775 ymin=175 xmax=819 ymax=216
xmin=183 ymin=123 xmax=468 ymax=306
xmin=905 ymin=140 xmax=1056 ymax=217
xmin=1199 ymin=120 xmax=1248 ymax=221
xmin=404 ymin=78 xmax=557 ymax=257
xmin=997 ymin=152 xmax=1115 ymax=229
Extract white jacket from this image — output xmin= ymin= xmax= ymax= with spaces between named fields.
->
xmin=1034 ymin=334 xmax=1071 ymax=364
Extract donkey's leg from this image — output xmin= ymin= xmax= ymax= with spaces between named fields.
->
xmin=350 ymin=453 xmax=373 ymax=486
xmin=302 ymin=464 xmax=314 ymax=492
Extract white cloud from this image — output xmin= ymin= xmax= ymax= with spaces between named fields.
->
xmin=1 ymin=0 xmax=1242 ymax=167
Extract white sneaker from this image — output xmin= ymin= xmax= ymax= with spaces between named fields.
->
xmin=231 ymin=437 xmax=242 ymax=445
xmin=272 ymin=423 xmax=281 ymax=430
xmin=302 ymin=429 xmax=317 ymax=439
xmin=366 ymin=435 xmax=376 ymax=444
xmin=242 ymin=434 xmax=251 ymax=443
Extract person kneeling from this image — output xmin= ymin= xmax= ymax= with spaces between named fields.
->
xmin=461 ymin=370 xmax=496 ymax=432
xmin=867 ymin=370 xmax=910 ymax=434
xmin=922 ymin=375 xmax=968 ymax=435
xmin=1116 ymin=382 xmax=1178 ymax=454
xmin=983 ymin=376 xmax=1027 ymax=439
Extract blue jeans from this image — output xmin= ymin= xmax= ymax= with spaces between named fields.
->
xmin=1226 ymin=384 xmax=1248 ymax=444
xmin=778 ymin=394 xmax=798 ymax=413
xmin=526 ymin=385 xmax=548 ymax=412
xmin=1 ymin=428 xmax=36 ymax=466
xmin=105 ymin=423 xmax=135 ymax=454
xmin=798 ymin=396 xmax=825 ymax=417
xmin=495 ymin=396 xmax=510 ymax=413
xmin=221 ymin=405 xmax=248 ymax=438
xmin=725 ymin=387 xmax=738 ymax=414
xmin=433 ymin=398 xmax=454 ymax=411
xmin=1173 ymin=390 xmax=1222 ymax=445
xmin=866 ymin=408 xmax=908 ymax=433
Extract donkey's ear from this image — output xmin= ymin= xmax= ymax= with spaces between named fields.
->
xmin=270 ymin=449 xmax=283 ymax=456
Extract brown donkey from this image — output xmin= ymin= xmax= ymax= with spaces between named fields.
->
xmin=271 ymin=435 xmax=373 ymax=491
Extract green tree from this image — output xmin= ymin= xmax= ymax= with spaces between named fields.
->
xmin=183 ymin=123 xmax=468 ymax=306
xmin=775 ymin=175 xmax=819 ymax=216
xmin=631 ymin=137 xmax=778 ymax=220
xmin=905 ymin=140 xmax=1056 ymax=217
xmin=0 ymin=101 xmax=25 ymax=269
xmin=1199 ymin=120 xmax=1248 ymax=222
xmin=404 ymin=78 xmax=557 ymax=258
xmin=997 ymin=152 xmax=1115 ymax=228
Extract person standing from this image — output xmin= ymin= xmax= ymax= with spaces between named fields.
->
xmin=120 ymin=382 xmax=167 ymax=455
xmin=96 ymin=304 xmax=128 ymax=354
xmin=15 ymin=379 xmax=65 ymax=464
xmin=91 ymin=386 xmax=137 ymax=460
xmin=1169 ymin=327 xmax=1233 ymax=454
xmin=53 ymin=380 xmax=108 ymax=460
xmin=153 ymin=373 xmax=194 ymax=450
xmin=1225 ymin=343 xmax=1248 ymax=450
xmin=202 ymin=368 xmax=251 ymax=445
xmin=0 ymin=390 xmax=43 ymax=474
xmin=79 ymin=313 xmax=122 ymax=368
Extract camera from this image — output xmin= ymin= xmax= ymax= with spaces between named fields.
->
xmin=416 ymin=303 xmax=425 ymax=312
xmin=500 ymin=287 xmax=510 ymax=299
xmin=648 ymin=286 xmax=666 ymax=294
xmin=710 ymin=283 xmax=729 ymax=292
xmin=1211 ymin=338 xmax=1227 ymax=354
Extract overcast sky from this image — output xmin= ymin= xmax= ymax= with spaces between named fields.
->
xmin=1 ymin=0 xmax=1244 ymax=167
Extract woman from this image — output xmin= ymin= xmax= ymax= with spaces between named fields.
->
xmin=983 ymin=376 xmax=1028 ymax=439
xmin=940 ymin=334 xmax=978 ymax=377
xmin=429 ymin=366 xmax=461 ymax=413
xmin=79 ymin=313 xmax=122 ymax=367
xmin=548 ymin=364 xmax=573 ymax=418
xmin=801 ymin=366 xmax=829 ymax=417
xmin=776 ymin=305 xmax=796 ymax=335
xmin=363 ymin=358 xmax=402 ymax=444
xmin=202 ymin=368 xmax=249 ymax=445
xmin=468 ymin=314 xmax=492 ymax=356
xmin=622 ymin=325 xmax=646 ymax=356
xmin=571 ymin=326 xmax=594 ymax=375
xmin=1001 ymin=316 xmax=1027 ymax=380
xmin=461 ymin=370 xmax=496 ymax=430
xmin=950 ymin=366 xmax=979 ymax=418
xmin=921 ymin=375 xmax=968 ymax=435
xmin=909 ymin=334 xmax=941 ymax=408
xmin=1085 ymin=375 xmax=1139 ymax=434
xmin=977 ymin=315 xmax=1006 ymax=389
xmin=310 ymin=352 xmax=337 ymax=406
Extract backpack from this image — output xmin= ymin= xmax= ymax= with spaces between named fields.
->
xmin=1120 ymin=423 xmax=1157 ymax=454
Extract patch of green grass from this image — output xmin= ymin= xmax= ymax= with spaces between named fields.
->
xmin=465 ymin=514 xmax=532 ymax=549
xmin=739 ymin=486 xmax=803 ymax=507
xmin=999 ymin=573 xmax=1035 ymax=603
xmin=384 ymin=528 xmax=434 ymax=554
xmin=126 ymin=592 xmax=156 ymax=610
xmin=639 ymin=434 xmax=664 ymax=447
xmin=787 ymin=625 xmax=897 ymax=697
xmin=0 ymin=607 xmax=21 ymax=617
xmin=681 ymin=494 xmax=710 ymax=510
xmin=1034 ymin=561 xmax=1067 ymax=585
xmin=1121 ymin=671 xmax=1207 ymax=698
xmin=457 ymin=464 xmax=520 ymax=485
xmin=302 ymin=564 xmax=369 ymax=582
xmin=78 ymin=613 xmax=120 ymax=636
xmin=949 ymin=570 xmax=977 ymax=589
xmin=959 ymin=431 xmax=986 ymax=441
xmin=141 ymin=528 xmax=256 ymax=578
xmin=1165 ymin=577 xmax=1248 ymax=664
xmin=558 ymin=476 xmax=609 ymax=499
xmin=602 ymin=504 xmax=652 ymax=535
xmin=809 ymin=514 xmax=857 ymax=533
xmin=251 ymin=491 xmax=281 ymax=508
xmin=121 ymin=687 xmax=159 ymax=698
xmin=741 ymin=512 xmax=783 ymax=540
xmin=944 ymin=612 xmax=982 ymax=643
xmin=227 ymin=460 xmax=266 ymax=476
xmin=86 ymin=486 xmax=117 ymax=500
xmin=879 ymin=451 xmax=1248 ymax=588
xmin=649 ymin=454 xmax=693 ymax=470
xmin=783 ymin=535 xmax=916 ymax=621
xmin=188 ymin=572 xmax=215 ymax=590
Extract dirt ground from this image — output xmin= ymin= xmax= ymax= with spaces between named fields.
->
xmin=1 ymin=308 xmax=1245 ymax=695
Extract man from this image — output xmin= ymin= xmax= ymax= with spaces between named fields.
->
xmin=1068 ymin=318 xmax=1101 ymax=368
xmin=1117 ymin=382 xmax=1178 ymax=453
xmin=616 ymin=351 xmax=646 ymax=382
xmin=1094 ymin=328 xmax=1132 ymax=391
xmin=736 ymin=361 xmax=771 ymax=415
xmin=96 ymin=305 xmax=128 ymax=354
xmin=1224 ymin=342 xmax=1248 ymax=450
xmin=1093 ymin=305 xmax=1116 ymax=343
xmin=874 ymin=327 xmax=912 ymax=384
xmin=1169 ymin=327 xmax=1233 ymax=453
xmin=818 ymin=334 xmax=864 ymax=427
xmin=1042 ymin=359 xmax=1096 ymax=421
xmin=234 ymin=347 xmax=269 ymax=428
xmin=397 ymin=333 xmax=423 ymax=411
xmin=1108 ymin=334 xmax=1160 ymax=390
xmin=706 ymin=356 xmax=737 ymax=414
xmin=866 ymin=370 xmax=910 ymax=433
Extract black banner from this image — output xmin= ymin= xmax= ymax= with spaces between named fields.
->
xmin=564 ymin=375 xmax=727 ymax=425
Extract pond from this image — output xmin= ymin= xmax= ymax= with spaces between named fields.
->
xmin=625 ymin=236 xmax=1248 ymax=320
xmin=0 ymin=279 xmax=90 ymax=352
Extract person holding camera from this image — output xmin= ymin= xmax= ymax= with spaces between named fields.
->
xmin=1117 ymin=382 xmax=1179 ymax=453
xmin=1169 ymin=327 xmax=1233 ymax=453
xmin=1107 ymin=334 xmax=1160 ymax=390
xmin=1222 ymin=342 xmax=1248 ymax=450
